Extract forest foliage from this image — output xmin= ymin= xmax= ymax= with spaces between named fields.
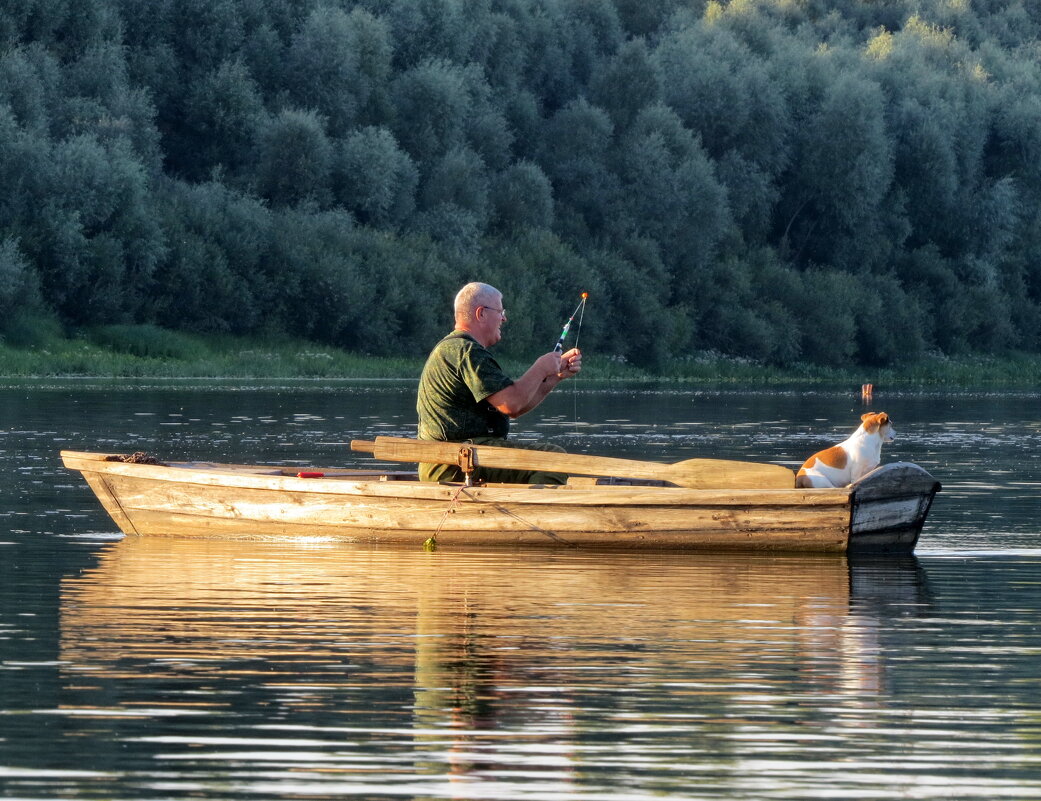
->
xmin=3 ymin=0 xmax=1041 ymax=369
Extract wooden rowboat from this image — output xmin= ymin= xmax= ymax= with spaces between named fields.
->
xmin=61 ymin=439 xmax=940 ymax=553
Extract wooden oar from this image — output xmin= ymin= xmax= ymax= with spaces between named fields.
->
xmin=351 ymin=436 xmax=795 ymax=490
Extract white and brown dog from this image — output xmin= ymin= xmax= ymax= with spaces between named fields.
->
xmin=795 ymin=412 xmax=895 ymax=488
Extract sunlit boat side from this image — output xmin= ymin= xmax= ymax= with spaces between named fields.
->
xmin=60 ymin=450 xmax=940 ymax=553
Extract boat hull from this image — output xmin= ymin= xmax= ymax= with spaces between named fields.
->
xmin=61 ymin=451 xmax=940 ymax=553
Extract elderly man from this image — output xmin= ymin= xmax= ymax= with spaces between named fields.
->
xmin=417 ymin=282 xmax=582 ymax=484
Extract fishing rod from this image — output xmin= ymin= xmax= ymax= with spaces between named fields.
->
xmin=554 ymin=292 xmax=588 ymax=353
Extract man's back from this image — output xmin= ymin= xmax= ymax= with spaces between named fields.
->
xmin=417 ymin=331 xmax=513 ymax=442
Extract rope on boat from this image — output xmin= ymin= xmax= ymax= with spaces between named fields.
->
xmin=481 ymin=499 xmax=575 ymax=545
xmin=423 ymin=486 xmax=575 ymax=550
xmin=424 ymin=483 xmax=470 ymax=550
xmin=106 ymin=452 xmax=164 ymax=465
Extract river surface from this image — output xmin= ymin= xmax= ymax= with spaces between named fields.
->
xmin=1 ymin=379 xmax=1040 ymax=800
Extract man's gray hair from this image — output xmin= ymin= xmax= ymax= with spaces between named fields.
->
xmin=454 ymin=282 xmax=501 ymax=322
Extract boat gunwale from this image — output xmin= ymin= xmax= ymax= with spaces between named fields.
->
xmin=61 ymin=450 xmax=857 ymax=508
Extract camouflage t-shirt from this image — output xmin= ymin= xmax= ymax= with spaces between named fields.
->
xmin=417 ymin=331 xmax=514 ymax=441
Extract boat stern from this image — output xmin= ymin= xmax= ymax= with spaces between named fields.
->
xmin=847 ymin=462 xmax=941 ymax=553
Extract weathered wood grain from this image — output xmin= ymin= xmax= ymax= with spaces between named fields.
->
xmin=61 ymin=451 xmax=940 ymax=552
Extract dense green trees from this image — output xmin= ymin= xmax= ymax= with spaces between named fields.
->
xmin=3 ymin=0 xmax=1041 ymax=367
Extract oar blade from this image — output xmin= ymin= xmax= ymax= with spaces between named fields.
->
xmin=669 ymin=458 xmax=795 ymax=490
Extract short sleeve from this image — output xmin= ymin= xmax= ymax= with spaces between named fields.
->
xmin=457 ymin=339 xmax=514 ymax=401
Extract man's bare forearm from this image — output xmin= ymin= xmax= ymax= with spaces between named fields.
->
xmin=487 ymin=353 xmax=561 ymax=417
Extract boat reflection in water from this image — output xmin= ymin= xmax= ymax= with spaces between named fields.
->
xmin=58 ymin=538 xmax=932 ymax=797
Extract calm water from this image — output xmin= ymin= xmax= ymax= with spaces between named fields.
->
xmin=2 ymin=379 xmax=1040 ymax=800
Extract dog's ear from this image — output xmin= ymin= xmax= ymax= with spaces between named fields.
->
xmin=860 ymin=411 xmax=884 ymax=433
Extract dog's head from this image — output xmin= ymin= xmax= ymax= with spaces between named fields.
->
xmin=860 ymin=411 xmax=895 ymax=442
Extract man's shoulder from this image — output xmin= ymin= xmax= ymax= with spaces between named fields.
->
xmin=429 ymin=331 xmax=486 ymax=361
xmin=421 ymin=332 xmax=479 ymax=383
xmin=438 ymin=330 xmax=479 ymax=348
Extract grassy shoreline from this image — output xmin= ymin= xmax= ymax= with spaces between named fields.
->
xmin=3 ymin=327 xmax=1041 ymax=388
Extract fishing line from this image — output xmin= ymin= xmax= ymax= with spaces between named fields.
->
xmin=572 ymin=295 xmax=586 ymax=351
xmin=571 ymin=294 xmax=588 ymax=434
xmin=552 ymin=292 xmax=588 ymax=437
xmin=553 ymin=292 xmax=588 ymax=354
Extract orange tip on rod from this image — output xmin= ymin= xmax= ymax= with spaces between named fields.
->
xmin=554 ymin=293 xmax=589 ymax=353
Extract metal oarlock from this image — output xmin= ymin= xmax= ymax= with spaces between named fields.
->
xmin=458 ymin=445 xmax=477 ymax=486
